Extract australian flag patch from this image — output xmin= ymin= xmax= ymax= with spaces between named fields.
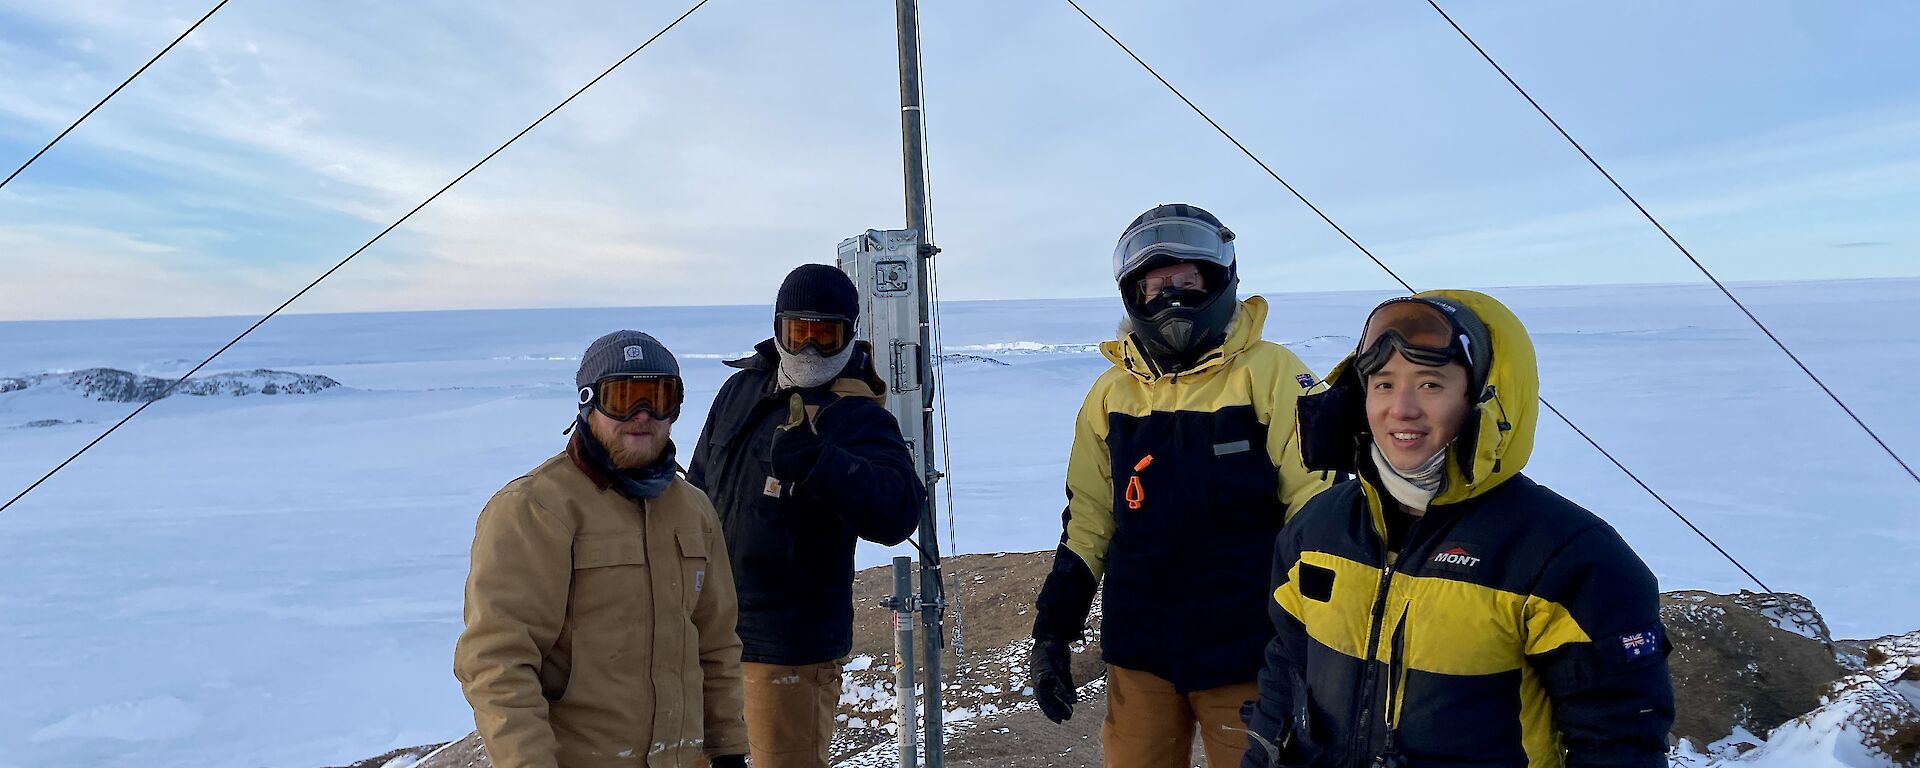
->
xmin=1619 ymin=627 xmax=1663 ymax=661
xmin=1296 ymin=373 xmax=1317 ymax=389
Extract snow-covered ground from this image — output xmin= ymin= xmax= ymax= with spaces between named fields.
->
xmin=1 ymin=279 xmax=1916 ymax=767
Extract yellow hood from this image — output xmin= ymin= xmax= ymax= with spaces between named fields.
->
xmin=1317 ymin=289 xmax=1537 ymax=505
xmin=1101 ymin=296 xmax=1269 ymax=382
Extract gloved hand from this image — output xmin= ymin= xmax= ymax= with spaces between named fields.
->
xmin=709 ymin=754 xmax=748 ymax=768
xmin=1235 ymin=724 xmax=1297 ymax=768
xmin=1029 ymin=637 xmax=1076 ymax=724
xmin=770 ymin=393 xmax=825 ymax=484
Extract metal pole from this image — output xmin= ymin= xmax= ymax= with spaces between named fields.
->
xmin=895 ymin=0 xmax=946 ymax=766
xmin=891 ymin=556 xmax=919 ymax=768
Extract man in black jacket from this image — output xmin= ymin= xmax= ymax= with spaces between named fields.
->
xmin=687 ymin=263 xmax=924 ymax=768
xmin=1241 ymin=290 xmax=1674 ymax=768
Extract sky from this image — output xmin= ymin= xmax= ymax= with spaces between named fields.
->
xmin=0 ymin=0 xmax=1916 ymax=321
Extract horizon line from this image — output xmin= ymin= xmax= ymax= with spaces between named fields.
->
xmin=3 ymin=274 xmax=1914 ymax=325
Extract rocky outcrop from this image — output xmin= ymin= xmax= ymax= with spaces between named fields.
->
xmin=0 ymin=368 xmax=341 ymax=402
xmin=1661 ymin=590 xmax=1849 ymax=746
xmin=1674 ymin=629 xmax=1920 ymax=765
xmin=376 ymin=563 xmax=1915 ymax=768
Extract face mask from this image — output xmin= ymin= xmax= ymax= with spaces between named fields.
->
xmin=777 ymin=343 xmax=854 ymax=390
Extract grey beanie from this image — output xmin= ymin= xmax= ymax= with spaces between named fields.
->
xmin=576 ymin=330 xmax=680 ymax=390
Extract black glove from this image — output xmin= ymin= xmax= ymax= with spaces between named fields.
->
xmin=1030 ymin=637 xmax=1076 ymax=723
xmin=770 ymin=393 xmax=825 ymax=484
xmin=710 ymin=754 xmax=747 ymax=768
xmin=1030 ymin=545 xmax=1097 ymax=724
xmin=1237 ymin=725 xmax=1297 ymax=768
xmin=1032 ymin=546 xmax=1098 ymax=643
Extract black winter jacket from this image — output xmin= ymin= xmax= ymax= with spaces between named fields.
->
xmin=1031 ymin=299 xmax=1332 ymax=693
xmin=1246 ymin=477 xmax=1673 ymax=768
xmin=1243 ymin=290 xmax=1673 ymax=768
xmin=687 ymin=340 xmax=923 ymax=665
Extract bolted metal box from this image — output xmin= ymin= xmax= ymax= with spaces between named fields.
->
xmin=837 ymin=228 xmax=927 ymax=471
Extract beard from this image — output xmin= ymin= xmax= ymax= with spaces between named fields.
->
xmin=589 ymin=413 xmax=670 ymax=469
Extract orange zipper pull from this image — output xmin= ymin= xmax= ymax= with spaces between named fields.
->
xmin=1126 ymin=455 xmax=1153 ymax=510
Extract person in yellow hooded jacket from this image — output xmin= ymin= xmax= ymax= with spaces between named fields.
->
xmin=1029 ymin=204 xmax=1334 ymax=768
xmin=1240 ymin=292 xmax=1674 ymax=768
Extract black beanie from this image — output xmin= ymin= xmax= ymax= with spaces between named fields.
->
xmin=776 ymin=263 xmax=860 ymax=320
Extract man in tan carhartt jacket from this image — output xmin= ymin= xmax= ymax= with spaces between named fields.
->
xmin=456 ymin=330 xmax=748 ymax=768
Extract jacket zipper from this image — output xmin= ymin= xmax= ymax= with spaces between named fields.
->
xmin=1378 ymin=603 xmax=1411 ymax=767
xmin=1350 ymin=506 xmax=1422 ymax=766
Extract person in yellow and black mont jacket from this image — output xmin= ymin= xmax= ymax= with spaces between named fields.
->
xmin=1240 ymin=291 xmax=1674 ymax=768
xmin=1028 ymin=204 xmax=1334 ymax=768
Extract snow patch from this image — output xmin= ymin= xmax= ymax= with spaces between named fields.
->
xmin=31 ymin=696 xmax=204 ymax=742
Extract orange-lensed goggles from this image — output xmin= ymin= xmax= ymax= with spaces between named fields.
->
xmin=581 ymin=375 xmax=683 ymax=421
xmin=1356 ymin=299 xmax=1472 ymax=374
xmin=775 ymin=312 xmax=853 ymax=356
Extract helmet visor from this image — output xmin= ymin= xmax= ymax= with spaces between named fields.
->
xmin=586 ymin=375 xmax=683 ymax=421
xmin=1133 ymin=263 xmax=1209 ymax=304
xmin=1112 ymin=218 xmax=1234 ymax=282
xmin=775 ymin=312 xmax=853 ymax=356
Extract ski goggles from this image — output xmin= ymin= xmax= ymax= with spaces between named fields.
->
xmin=580 ymin=374 xmax=683 ymax=421
xmin=1111 ymin=216 xmax=1236 ymax=283
xmin=1355 ymin=298 xmax=1477 ymax=376
xmin=775 ymin=312 xmax=854 ymax=356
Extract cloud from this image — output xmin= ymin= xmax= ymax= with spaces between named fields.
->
xmin=2 ymin=1 xmax=1918 ymax=319
xmin=0 ymin=225 xmax=271 ymax=321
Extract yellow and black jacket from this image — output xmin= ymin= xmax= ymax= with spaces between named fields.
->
xmin=1242 ymin=290 xmax=1673 ymax=768
xmin=1033 ymin=296 xmax=1333 ymax=693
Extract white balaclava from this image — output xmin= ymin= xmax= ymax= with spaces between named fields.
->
xmin=1371 ymin=442 xmax=1448 ymax=513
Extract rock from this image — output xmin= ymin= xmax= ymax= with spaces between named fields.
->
xmin=10 ymin=419 xmax=80 ymax=429
xmin=934 ymin=353 xmax=1011 ymax=367
xmin=329 ymin=742 xmax=448 ymax=768
xmin=350 ymin=574 xmax=1910 ymax=768
xmin=412 ymin=732 xmax=487 ymax=768
xmin=0 ymin=368 xmax=341 ymax=402
xmin=1660 ymin=590 xmax=1848 ymax=746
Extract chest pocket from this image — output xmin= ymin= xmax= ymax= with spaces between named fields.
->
xmin=572 ymin=533 xmax=649 ymax=629
xmin=676 ymin=529 xmax=710 ymax=608
xmin=1207 ymin=405 xmax=1280 ymax=526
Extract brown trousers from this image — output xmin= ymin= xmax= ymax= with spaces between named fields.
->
xmin=1102 ymin=665 xmax=1260 ymax=768
xmin=743 ymin=660 xmax=842 ymax=768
